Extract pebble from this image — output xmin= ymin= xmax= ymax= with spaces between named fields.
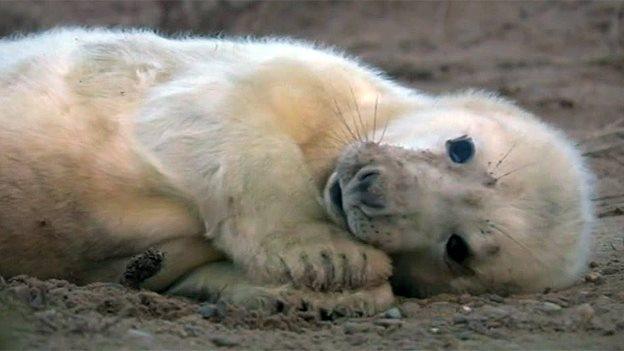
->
xmin=481 ymin=305 xmax=510 ymax=319
xmin=457 ymin=331 xmax=472 ymax=340
xmin=9 ymin=285 xmax=31 ymax=303
xmin=373 ymin=319 xmax=403 ymax=328
xmin=517 ymin=298 xmax=539 ymax=305
xmin=574 ymin=303 xmax=594 ymax=322
xmin=198 ymin=303 xmax=218 ymax=318
xmin=383 ymin=307 xmax=403 ymax=319
xmin=399 ymin=302 xmax=421 ymax=317
xmin=601 ymin=266 xmax=619 ymax=275
xmin=452 ymin=315 xmax=468 ymax=324
xmin=29 ymin=289 xmax=45 ymax=309
xmin=485 ymin=294 xmax=504 ymax=303
xmin=544 ymin=296 xmax=569 ymax=307
xmin=585 ymin=272 xmax=604 ymax=284
xmin=595 ymin=295 xmax=613 ymax=306
xmin=126 ymin=329 xmax=155 ymax=345
xmin=211 ymin=335 xmax=240 ymax=347
xmin=429 ymin=302 xmax=455 ymax=312
xmin=343 ymin=322 xmax=371 ymax=334
xmin=540 ymin=302 xmax=562 ymax=313
xmin=461 ymin=305 xmax=472 ymax=313
xmin=458 ymin=294 xmax=473 ymax=304
xmin=34 ymin=309 xmax=60 ymax=331
xmin=345 ymin=334 xmax=368 ymax=346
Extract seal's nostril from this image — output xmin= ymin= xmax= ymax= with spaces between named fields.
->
xmin=353 ymin=169 xmax=385 ymax=209
xmin=357 ymin=170 xmax=380 ymax=182
xmin=355 ymin=170 xmax=380 ymax=193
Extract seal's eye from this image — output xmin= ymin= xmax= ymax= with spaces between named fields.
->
xmin=446 ymin=135 xmax=475 ymax=164
xmin=446 ymin=234 xmax=470 ymax=264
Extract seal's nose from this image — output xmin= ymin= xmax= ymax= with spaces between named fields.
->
xmin=352 ymin=168 xmax=385 ymax=209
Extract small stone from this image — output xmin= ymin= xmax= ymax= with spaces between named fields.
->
xmin=585 ymin=272 xmax=604 ymax=284
xmin=9 ymin=285 xmax=31 ymax=303
xmin=592 ymin=318 xmax=616 ymax=336
xmin=383 ymin=307 xmax=402 ymax=319
xmin=574 ymin=303 xmax=594 ymax=322
xmin=544 ymin=296 xmax=569 ymax=307
xmin=595 ymin=295 xmax=613 ymax=306
xmin=457 ymin=331 xmax=472 ymax=340
xmin=399 ymin=302 xmax=421 ymax=317
xmin=430 ymin=301 xmax=454 ymax=310
xmin=211 ymin=335 xmax=240 ymax=347
xmin=601 ymin=266 xmax=619 ymax=275
xmin=34 ymin=309 xmax=60 ymax=331
xmin=429 ymin=327 xmax=440 ymax=334
xmin=345 ymin=334 xmax=368 ymax=346
xmin=517 ymin=299 xmax=539 ymax=305
xmin=481 ymin=305 xmax=510 ymax=319
xmin=198 ymin=303 xmax=218 ymax=318
xmin=458 ymin=294 xmax=473 ymax=304
xmin=461 ymin=305 xmax=472 ymax=313
xmin=343 ymin=322 xmax=371 ymax=334
xmin=452 ymin=315 xmax=468 ymax=324
xmin=540 ymin=302 xmax=562 ymax=313
xmin=126 ymin=329 xmax=155 ymax=345
xmin=373 ymin=319 xmax=403 ymax=328
xmin=485 ymin=294 xmax=504 ymax=303
xmin=184 ymin=324 xmax=203 ymax=338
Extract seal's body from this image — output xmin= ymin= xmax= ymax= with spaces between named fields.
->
xmin=0 ymin=29 xmax=593 ymax=312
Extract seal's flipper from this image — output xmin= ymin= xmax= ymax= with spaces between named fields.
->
xmin=167 ymin=261 xmax=394 ymax=317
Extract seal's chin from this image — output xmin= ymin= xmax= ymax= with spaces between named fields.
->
xmin=323 ymin=172 xmax=350 ymax=229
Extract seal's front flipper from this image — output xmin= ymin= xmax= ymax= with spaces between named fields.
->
xmin=167 ymin=261 xmax=395 ymax=317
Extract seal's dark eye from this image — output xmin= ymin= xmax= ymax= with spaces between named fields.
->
xmin=446 ymin=234 xmax=470 ymax=264
xmin=446 ymin=136 xmax=475 ymax=164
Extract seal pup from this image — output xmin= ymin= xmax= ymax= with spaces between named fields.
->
xmin=0 ymin=29 xmax=593 ymax=313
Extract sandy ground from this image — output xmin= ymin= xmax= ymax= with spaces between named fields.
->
xmin=0 ymin=1 xmax=623 ymax=349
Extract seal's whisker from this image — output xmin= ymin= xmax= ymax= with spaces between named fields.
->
xmin=323 ymin=128 xmax=352 ymax=147
xmin=491 ymin=141 xmax=517 ymax=172
xmin=494 ymin=162 xmax=537 ymax=181
xmin=343 ymin=93 xmax=364 ymax=142
xmin=330 ymin=96 xmax=359 ymax=143
xmin=331 ymin=89 xmax=362 ymax=142
xmin=377 ymin=111 xmax=390 ymax=145
xmin=372 ymin=95 xmax=379 ymax=143
xmin=348 ymin=85 xmax=367 ymax=142
xmin=487 ymin=221 xmax=546 ymax=266
xmin=320 ymin=84 xmax=358 ymax=144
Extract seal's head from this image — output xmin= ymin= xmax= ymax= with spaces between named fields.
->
xmin=323 ymin=92 xmax=594 ymax=297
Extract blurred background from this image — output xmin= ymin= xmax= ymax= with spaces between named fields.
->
xmin=0 ymin=1 xmax=622 ymax=133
